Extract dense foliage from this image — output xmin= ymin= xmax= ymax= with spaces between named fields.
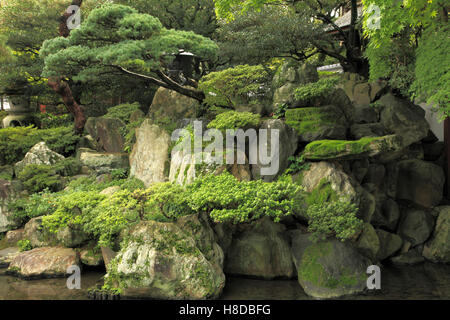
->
xmin=199 ymin=64 xmax=271 ymax=108
xmin=0 ymin=126 xmax=80 ymax=165
xmin=40 ymin=4 xmax=218 ymax=102
xmin=362 ymin=0 xmax=448 ymax=115
xmin=206 ymin=111 xmax=261 ymax=131
xmin=114 ymin=0 xmax=218 ymax=38
xmin=104 ymin=102 xmax=141 ymax=124
xmin=294 ymin=76 xmax=340 ymax=106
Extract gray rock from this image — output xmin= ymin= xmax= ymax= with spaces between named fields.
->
xmin=291 ymin=234 xmax=371 ymax=299
xmin=423 ymin=206 xmax=450 ymax=263
xmin=85 ymin=117 xmax=126 ymax=153
xmin=99 ymin=186 xmax=121 ymax=196
xmin=104 ymin=217 xmax=225 ymax=300
xmin=370 ymin=199 xmax=400 ymax=232
xmin=14 ymin=142 xmax=64 ymax=176
xmin=148 ymin=87 xmax=199 ymax=122
xmin=390 ymin=248 xmax=425 ymax=265
xmin=7 ymin=247 xmax=80 ymax=278
xmin=356 ymin=223 xmax=380 ymax=260
xmin=24 ymin=217 xmax=88 ymax=248
xmin=0 ymin=247 xmax=20 ymax=268
xmin=387 ymin=159 xmax=445 ymax=208
xmin=398 ymin=209 xmax=434 ymax=246
xmin=301 ymin=162 xmax=358 ymax=202
xmin=0 ymin=179 xmax=22 ymax=233
xmin=350 ymin=123 xmax=387 ymax=139
xmin=5 ymin=229 xmax=24 ymax=244
xmin=379 ymin=93 xmax=430 ymax=147
xmin=78 ymin=148 xmax=129 ymax=175
xmin=225 ymin=217 xmax=295 ymax=279
xmin=376 ymin=229 xmax=403 ymax=260
xmin=354 ymin=104 xmax=379 ymax=124
xmin=251 ymin=119 xmax=298 ymax=181
xmin=129 ymin=120 xmax=170 ymax=187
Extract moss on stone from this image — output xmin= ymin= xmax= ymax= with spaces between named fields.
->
xmin=304 ymin=137 xmax=385 ymax=160
xmin=299 ymin=242 xmax=361 ymax=289
xmin=285 ymin=107 xmax=338 ymax=136
xmin=305 ymin=178 xmax=338 ymax=206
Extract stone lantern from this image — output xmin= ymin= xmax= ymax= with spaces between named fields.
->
xmin=1 ymin=82 xmax=35 ymax=128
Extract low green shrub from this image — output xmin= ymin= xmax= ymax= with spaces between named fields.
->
xmin=104 ymin=102 xmax=141 ymax=124
xmin=199 ymin=64 xmax=271 ymax=109
xmin=187 ymin=172 xmax=301 ymax=224
xmin=17 ymin=164 xmax=62 ymax=193
xmin=0 ymin=126 xmax=80 ymax=165
xmin=17 ymin=239 xmax=33 ymax=252
xmin=207 ymin=111 xmax=260 ymax=132
xmin=294 ymin=76 xmax=340 ymax=106
xmin=9 ymin=191 xmax=59 ymax=225
xmin=306 ymin=200 xmax=363 ymax=242
xmin=35 ymin=113 xmax=73 ymax=129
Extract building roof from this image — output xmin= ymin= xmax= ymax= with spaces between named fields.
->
xmin=325 ymin=6 xmax=363 ymax=32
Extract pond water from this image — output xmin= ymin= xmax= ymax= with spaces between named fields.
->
xmin=0 ymin=262 xmax=448 ymax=300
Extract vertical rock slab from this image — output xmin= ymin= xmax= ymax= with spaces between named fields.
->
xmin=129 ymin=120 xmax=171 ymax=187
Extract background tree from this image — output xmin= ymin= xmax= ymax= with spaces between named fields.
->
xmin=114 ymin=0 xmax=218 ymax=38
xmin=41 ymin=4 xmax=218 ymax=110
xmin=214 ymin=0 xmax=368 ymax=76
xmin=362 ymin=0 xmax=449 ymax=117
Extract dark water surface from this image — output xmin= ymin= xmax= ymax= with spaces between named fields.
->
xmin=0 ymin=263 xmax=448 ymax=300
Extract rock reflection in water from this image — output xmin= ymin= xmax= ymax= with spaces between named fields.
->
xmin=0 ymin=263 xmax=448 ymax=300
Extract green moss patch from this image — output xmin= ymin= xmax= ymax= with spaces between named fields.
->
xmin=303 ymin=137 xmax=386 ymax=160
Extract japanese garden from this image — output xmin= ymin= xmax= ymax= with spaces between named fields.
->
xmin=0 ymin=0 xmax=448 ymax=302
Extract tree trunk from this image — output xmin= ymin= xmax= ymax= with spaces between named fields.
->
xmin=47 ymin=0 xmax=86 ymax=135
xmin=48 ymin=78 xmax=86 ymax=134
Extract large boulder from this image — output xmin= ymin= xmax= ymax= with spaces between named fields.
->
xmin=350 ymin=123 xmax=387 ymax=140
xmin=370 ymin=198 xmax=400 ymax=232
xmin=301 ymin=162 xmax=358 ymax=202
xmin=24 ymin=216 xmax=88 ymax=248
xmin=251 ymin=119 xmax=298 ymax=181
xmin=85 ymin=117 xmax=126 ymax=153
xmin=291 ymin=231 xmax=371 ymax=299
xmin=376 ymin=229 xmax=402 ymax=261
xmin=104 ymin=216 xmax=225 ymax=300
xmin=148 ymin=87 xmax=199 ymax=122
xmin=0 ymin=179 xmax=22 ymax=233
xmin=129 ymin=120 xmax=170 ymax=187
xmin=14 ymin=142 xmax=64 ymax=176
xmin=285 ymin=107 xmax=347 ymax=142
xmin=77 ymin=148 xmax=129 ymax=175
xmin=356 ymin=223 xmax=380 ymax=260
xmin=0 ymin=247 xmax=20 ymax=268
xmin=386 ymin=159 xmax=445 ymax=208
xmin=225 ymin=217 xmax=295 ymax=279
xmin=7 ymin=247 xmax=80 ymax=278
xmin=397 ymin=208 xmax=434 ymax=246
xmin=423 ymin=206 xmax=450 ymax=263
xmin=272 ymin=61 xmax=318 ymax=109
xmin=169 ymin=149 xmax=251 ymax=185
xmin=379 ymin=93 xmax=430 ymax=147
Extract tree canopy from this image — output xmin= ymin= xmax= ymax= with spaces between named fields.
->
xmin=41 ymin=4 xmax=219 ymax=102
xmin=214 ymin=0 xmax=368 ymax=75
xmin=362 ymin=0 xmax=449 ymax=117
xmin=113 ymin=0 xmax=218 ymax=38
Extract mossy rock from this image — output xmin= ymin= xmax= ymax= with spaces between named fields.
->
xmin=291 ymin=235 xmax=371 ymax=299
xmin=104 ymin=217 xmax=225 ymax=300
xmin=285 ymin=106 xmax=347 ymax=142
xmin=303 ymin=135 xmax=403 ymax=160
